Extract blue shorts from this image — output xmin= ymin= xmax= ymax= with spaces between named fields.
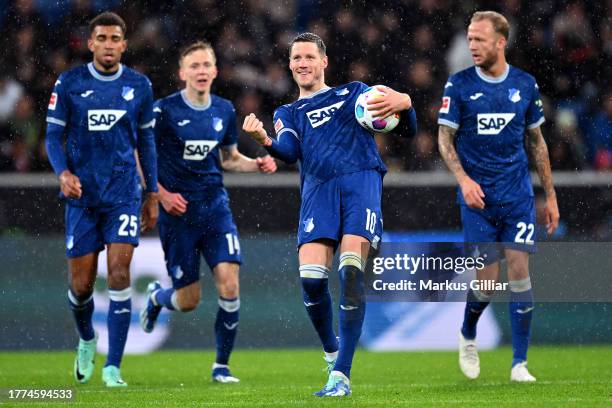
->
xmin=461 ymin=197 xmax=537 ymax=262
xmin=158 ymin=190 xmax=241 ymax=289
xmin=65 ymin=200 xmax=141 ymax=258
xmin=298 ymin=170 xmax=383 ymax=247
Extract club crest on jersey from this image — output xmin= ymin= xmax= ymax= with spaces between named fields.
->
xmin=335 ymin=88 xmax=349 ymax=96
xmin=87 ymin=109 xmax=126 ymax=131
xmin=122 ymin=86 xmax=135 ymax=101
xmin=477 ymin=113 xmax=515 ymax=135
xmin=212 ymin=117 xmax=223 ymax=132
xmin=508 ymin=88 xmax=521 ymax=103
xmin=306 ymin=101 xmax=345 ymax=128
xmin=48 ymin=93 xmax=57 ymax=110
xmin=183 ymin=140 xmax=218 ymax=161
xmin=303 ymin=217 xmax=315 ymax=233
xmin=172 ymin=265 xmax=184 ymax=279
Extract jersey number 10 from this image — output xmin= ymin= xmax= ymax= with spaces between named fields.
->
xmin=365 ymin=208 xmax=377 ymax=235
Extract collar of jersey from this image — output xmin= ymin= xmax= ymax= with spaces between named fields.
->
xmin=475 ymin=64 xmax=510 ymax=84
xmin=87 ymin=62 xmax=123 ymax=82
xmin=298 ymin=86 xmax=331 ymax=100
xmin=180 ymin=90 xmax=212 ymax=111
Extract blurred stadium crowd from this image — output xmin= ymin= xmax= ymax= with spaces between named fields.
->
xmin=0 ymin=0 xmax=610 ymax=173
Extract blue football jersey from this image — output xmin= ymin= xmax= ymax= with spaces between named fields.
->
xmin=46 ymin=63 xmax=155 ymax=207
xmin=437 ymin=65 xmax=545 ymax=204
xmin=154 ymin=91 xmax=237 ymax=200
xmin=273 ymin=82 xmax=386 ymax=185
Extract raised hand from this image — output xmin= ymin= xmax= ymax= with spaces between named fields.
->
xmin=242 ymin=113 xmax=271 ymax=146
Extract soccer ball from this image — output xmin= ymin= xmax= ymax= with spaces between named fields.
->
xmin=354 ymin=86 xmax=400 ymax=133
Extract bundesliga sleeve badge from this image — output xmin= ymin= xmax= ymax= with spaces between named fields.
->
xmin=440 ymin=97 xmax=450 ymax=114
xmin=48 ymin=93 xmax=58 ymax=110
xmin=274 ymin=118 xmax=284 ymax=134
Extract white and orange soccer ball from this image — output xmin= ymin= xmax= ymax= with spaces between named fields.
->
xmin=354 ymin=86 xmax=400 ymax=133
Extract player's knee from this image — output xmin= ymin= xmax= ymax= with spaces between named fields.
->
xmin=214 ymin=263 xmax=240 ymax=298
xmin=70 ymin=270 xmax=96 ymax=296
xmin=300 ymin=264 xmax=330 ymax=303
xmin=69 ymin=283 xmax=94 ymax=300
xmin=218 ymin=280 xmax=239 ymax=299
xmin=507 ymin=259 xmax=529 ymax=281
xmin=107 ymin=261 xmax=130 ymax=287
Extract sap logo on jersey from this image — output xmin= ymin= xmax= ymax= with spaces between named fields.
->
xmin=477 ymin=113 xmax=515 ymax=135
xmin=88 ymin=110 xmax=126 ymax=131
xmin=183 ymin=140 xmax=218 ymax=160
xmin=306 ymin=101 xmax=345 ymax=128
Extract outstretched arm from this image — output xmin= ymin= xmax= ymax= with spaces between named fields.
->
xmin=242 ymin=113 xmax=300 ymax=164
xmin=220 ymin=145 xmax=277 ymax=173
xmin=438 ymin=124 xmax=485 ymax=209
xmin=527 ymin=126 xmax=559 ymax=234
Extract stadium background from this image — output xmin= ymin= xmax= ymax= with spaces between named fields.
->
xmin=0 ymin=0 xmax=610 ymax=354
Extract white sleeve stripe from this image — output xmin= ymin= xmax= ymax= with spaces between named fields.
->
xmin=437 ymin=119 xmax=460 ymax=129
xmin=277 ymin=128 xmax=300 ymax=141
xmin=527 ymin=117 xmax=545 ymax=129
xmin=46 ymin=117 xmax=66 ymax=127
xmin=220 ymin=143 xmax=237 ymax=150
xmin=139 ymin=119 xmax=156 ymax=129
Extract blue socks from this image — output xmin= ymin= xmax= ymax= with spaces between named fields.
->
xmin=68 ymin=289 xmax=95 ymax=341
xmin=509 ymin=278 xmax=534 ymax=367
xmin=461 ymin=277 xmax=534 ymax=368
xmin=152 ymin=284 xmax=240 ymax=365
xmin=334 ymin=252 xmax=366 ymax=379
xmin=106 ymin=287 xmax=132 ymax=368
xmin=461 ymin=288 xmax=491 ymax=340
xmin=215 ymin=297 xmax=240 ymax=365
xmin=153 ymin=287 xmax=178 ymax=310
xmin=300 ymin=253 xmax=367 ymax=379
xmin=300 ymin=264 xmax=338 ymax=353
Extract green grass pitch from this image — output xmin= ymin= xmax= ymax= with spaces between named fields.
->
xmin=1 ymin=346 xmax=611 ymax=407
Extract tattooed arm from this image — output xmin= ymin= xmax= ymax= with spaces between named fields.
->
xmin=438 ymin=124 xmax=485 ymax=209
xmin=527 ymin=126 xmax=560 ymax=234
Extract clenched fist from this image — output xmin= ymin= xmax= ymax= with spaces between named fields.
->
xmin=256 ymin=155 xmax=277 ymax=173
xmin=243 ymin=113 xmax=271 ymax=146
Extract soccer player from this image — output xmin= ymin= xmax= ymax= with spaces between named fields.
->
xmin=242 ymin=33 xmax=417 ymax=397
xmin=437 ymin=11 xmax=560 ymax=382
xmin=139 ymin=41 xmax=277 ymax=383
xmin=44 ymin=12 xmax=158 ymax=387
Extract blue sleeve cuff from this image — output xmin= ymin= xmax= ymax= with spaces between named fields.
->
xmin=399 ymin=107 xmax=417 ymax=137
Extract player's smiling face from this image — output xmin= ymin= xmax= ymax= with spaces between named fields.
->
xmin=289 ymin=42 xmax=328 ymax=91
xmin=88 ymin=25 xmax=126 ymax=71
xmin=179 ymin=49 xmax=218 ymax=94
xmin=467 ymin=20 xmax=505 ymax=69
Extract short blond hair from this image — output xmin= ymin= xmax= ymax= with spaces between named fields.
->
xmin=471 ymin=11 xmax=509 ymax=39
xmin=179 ymin=41 xmax=216 ymax=65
